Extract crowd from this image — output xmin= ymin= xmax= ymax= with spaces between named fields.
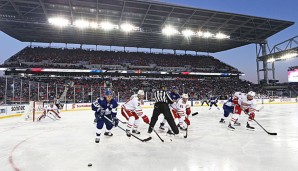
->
xmin=0 ymin=46 xmax=271 ymax=104
xmin=1 ymin=46 xmax=240 ymax=73
xmin=1 ymin=76 xmax=267 ymax=104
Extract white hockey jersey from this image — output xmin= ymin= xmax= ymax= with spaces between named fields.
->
xmin=122 ymin=95 xmax=143 ymax=116
xmin=238 ymin=94 xmax=257 ymax=112
xmin=175 ymin=98 xmax=190 ymax=116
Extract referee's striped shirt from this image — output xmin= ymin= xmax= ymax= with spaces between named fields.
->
xmin=154 ymin=90 xmax=174 ymax=104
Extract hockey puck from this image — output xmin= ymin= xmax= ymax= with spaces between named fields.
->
xmin=88 ymin=163 xmax=92 ymax=167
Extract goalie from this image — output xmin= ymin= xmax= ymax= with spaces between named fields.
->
xmin=37 ymin=103 xmax=61 ymax=121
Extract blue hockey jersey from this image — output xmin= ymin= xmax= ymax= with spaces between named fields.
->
xmin=92 ymin=97 xmax=118 ymax=117
xmin=209 ymin=96 xmax=218 ymax=103
xmin=223 ymin=96 xmax=233 ymax=107
xmin=169 ymin=92 xmax=180 ymax=101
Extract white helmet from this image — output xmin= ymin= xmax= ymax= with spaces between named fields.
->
xmin=234 ymin=92 xmax=242 ymax=97
xmin=247 ymin=91 xmax=255 ymax=97
xmin=182 ymin=94 xmax=189 ymax=99
xmin=137 ymin=90 xmax=144 ymax=96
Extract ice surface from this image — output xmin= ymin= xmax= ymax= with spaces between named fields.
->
xmin=1 ymin=104 xmax=298 ymax=171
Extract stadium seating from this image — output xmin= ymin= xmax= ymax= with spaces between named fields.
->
xmin=1 ymin=77 xmax=267 ymax=103
xmin=2 ymin=46 xmax=240 ymax=73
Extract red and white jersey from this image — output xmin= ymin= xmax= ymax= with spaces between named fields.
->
xmin=175 ymin=98 xmax=190 ymax=116
xmin=238 ymin=95 xmax=257 ymax=112
xmin=122 ymin=95 xmax=143 ymax=116
xmin=232 ymin=93 xmax=243 ymax=105
xmin=45 ymin=105 xmax=57 ymax=111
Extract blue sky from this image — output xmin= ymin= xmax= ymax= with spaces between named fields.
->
xmin=1 ymin=0 xmax=298 ymax=83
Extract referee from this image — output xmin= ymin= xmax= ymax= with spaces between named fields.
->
xmin=148 ymin=90 xmax=179 ymax=135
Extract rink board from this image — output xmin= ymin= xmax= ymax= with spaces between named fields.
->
xmin=1 ymin=98 xmax=298 ymax=119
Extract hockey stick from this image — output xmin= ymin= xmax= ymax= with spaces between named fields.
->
xmin=191 ymin=112 xmax=199 ymax=116
xmin=253 ymin=119 xmax=277 ymax=135
xmin=103 ymin=116 xmax=152 ymax=142
xmin=119 ymin=119 xmax=164 ymax=142
xmin=256 ymin=106 xmax=264 ymax=112
xmin=183 ymin=112 xmax=199 ymax=138
xmin=244 ymin=106 xmax=277 ymax=135
xmin=184 ymin=115 xmax=189 ymax=138
xmin=119 ymin=119 xmax=128 ymax=124
xmin=183 ymin=112 xmax=198 ymax=138
xmin=147 ymin=124 xmax=164 ymax=142
xmin=47 ymin=114 xmax=57 ymax=121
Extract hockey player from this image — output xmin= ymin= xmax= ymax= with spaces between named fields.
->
xmin=219 ymin=92 xmax=241 ymax=123
xmin=201 ymin=95 xmax=209 ymax=106
xmin=37 ymin=103 xmax=61 ymax=121
xmin=228 ymin=91 xmax=257 ymax=130
xmin=159 ymin=86 xmax=180 ymax=130
xmin=176 ymin=94 xmax=191 ymax=131
xmin=208 ymin=95 xmax=220 ymax=110
xmin=92 ymin=90 xmax=119 ymax=143
xmin=121 ymin=90 xmax=150 ymax=136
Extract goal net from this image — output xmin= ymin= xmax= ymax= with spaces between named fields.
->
xmin=24 ymin=101 xmax=45 ymax=122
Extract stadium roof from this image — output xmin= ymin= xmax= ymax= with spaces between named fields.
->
xmin=0 ymin=0 xmax=294 ymax=52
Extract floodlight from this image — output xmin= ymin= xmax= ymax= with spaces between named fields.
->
xmin=100 ymin=22 xmax=114 ymax=31
xmin=74 ymin=19 xmax=90 ymax=29
xmin=280 ymin=53 xmax=297 ymax=60
xmin=121 ymin=23 xmax=134 ymax=32
xmin=203 ymin=32 xmax=213 ymax=38
xmin=182 ymin=29 xmax=195 ymax=37
xmin=215 ymin=32 xmax=230 ymax=39
xmin=90 ymin=22 xmax=99 ymax=29
xmin=48 ymin=17 xmax=70 ymax=27
xmin=197 ymin=31 xmax=203 ymax=37
xmin=267 ymin=58 xmax=276 ymax=63
xmin=162 ymin=26 xmax=179 ymax=36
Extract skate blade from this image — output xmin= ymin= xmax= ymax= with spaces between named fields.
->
xmin=246 ymin=128 xmax=255 ymax=131
xmin=228 ymin=128 xmax=235 ymax=131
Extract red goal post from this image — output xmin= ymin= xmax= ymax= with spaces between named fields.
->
xmin=25 ymin=101 xmax=45 ymax=122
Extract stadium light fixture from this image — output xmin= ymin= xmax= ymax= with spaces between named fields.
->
xmin=215 ymin=32 xmax=230 ymax=39
xmin=162 ymin=26 xmax=179 ymax=36
xmin=74 ymin=19 xmax=90 ymax=29
xmin=48 ymin=17 xmax=70 ymax=27
xmin=267 ymin=58 xmax=276 ymax=63
xmin=100 ymin=22 xmax=115 ymax=31
xmin=203 ymin=31 xmax=213 ymax=38
xmin=280 ymin=53 xmax=297 ymax=60
xmin=121 ymin=23 xmax=135 ymax=32
xmin=182 ymin=29 xmax=195 ymax=37
xmin=197 ymin=31 xmax=203 ymax=37
xmin=90 ymin=22 xmax=99 ymax=29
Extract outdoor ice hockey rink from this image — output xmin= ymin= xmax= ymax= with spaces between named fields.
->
xmin=1 ymin=104 xmax=297 ymax=171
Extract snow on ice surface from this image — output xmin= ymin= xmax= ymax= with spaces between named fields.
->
xmin=1 ymin=104 xmax=298 ymax=171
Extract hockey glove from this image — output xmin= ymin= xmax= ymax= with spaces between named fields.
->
xmin=184 ymin=117 xmax=190 ymax=125
xmin=98 ymin=110 xmax=105 ymax=117
xmin=186 ymin=107 xmax=191 ymax=115
xmin=248 ymin=113 xmax=255 ymax=120
xmin=113 ymin=117 xmax=119 ymax=127
xmin=142 ymin=115 xmax=149 ymax=124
